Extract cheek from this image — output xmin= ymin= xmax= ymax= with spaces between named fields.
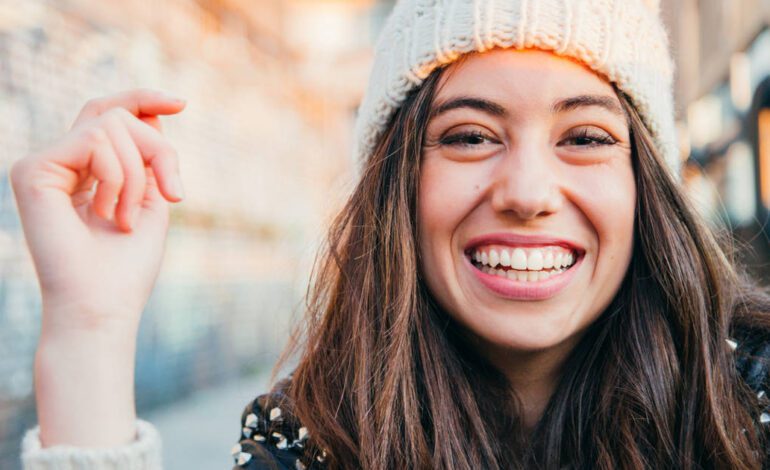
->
xmin=417 ymin=158 xmax=483 ymax=287
xmin=571 ymin=162 xmax=636 ymax=282
xmin=600 ymin=170 xmax=635 ymax=257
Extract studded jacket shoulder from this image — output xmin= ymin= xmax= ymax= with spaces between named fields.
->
xmin=231 ymin=331 xmax=770 ymax=469
xmin=231 ymin=377 xmax=327 ymax=470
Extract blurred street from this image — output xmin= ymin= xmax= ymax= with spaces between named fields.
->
xmin=147 ymin=370 xmax=271 ymax=469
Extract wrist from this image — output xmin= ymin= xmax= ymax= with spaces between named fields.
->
xmin=40 ymin=299 xmax=141 ymax=340
xmin=34 ymin=319 xmax=139 ymax=447
xmin=37 ymin=324 xmax=137 ymax=365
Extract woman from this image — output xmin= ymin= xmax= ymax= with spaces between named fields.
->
xmin=13 ymin=0 xmax=770 ymax=468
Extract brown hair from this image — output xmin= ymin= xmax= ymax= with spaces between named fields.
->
xmin=276 ymin=65 xmax=770 ymax=469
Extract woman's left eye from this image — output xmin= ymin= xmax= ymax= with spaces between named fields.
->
xmin=559 ymin=128 xmax=617 ymax=148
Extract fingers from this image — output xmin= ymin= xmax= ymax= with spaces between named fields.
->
xmin=120 ymin=114 xmax=184 ymax=204
xmin=102 ymin=112 xmax=147 ymax=232
xmin=71 ymin=174 xmax=96 ymax=208
xmin=95 ymin=108 xmax=183 ymax=232
xmin=84 ymin=128 xmax=123 ymax=221
xmin=13 ymin=90 xmax=186 ymax=233
xmin=72 ymin=89 xmax=186 ymax=130
xmin=143 ymin=165 xmax=164 ymax=204
xmin=139 ymin=115 xmax=162 ymax=132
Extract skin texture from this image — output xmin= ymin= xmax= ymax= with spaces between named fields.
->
xmin=418 ymin=50 xmax=636 ymax=427
xmin=10 ymin=89 xmax=186 ymax=446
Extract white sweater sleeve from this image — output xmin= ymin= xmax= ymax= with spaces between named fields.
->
xmin=21 ymin=419 xmax=163 ymax=470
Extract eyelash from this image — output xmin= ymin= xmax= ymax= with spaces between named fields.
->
xmin=560 ymin=128 xmax=617 ymax=147
xmin=438 ymin=128 xmax=618 ymax=148
xmin=439 ymin=131 xmax=496 ymax=147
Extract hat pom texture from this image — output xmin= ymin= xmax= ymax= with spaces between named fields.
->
xmin=353 ymin=0 xmax=678 ymax=172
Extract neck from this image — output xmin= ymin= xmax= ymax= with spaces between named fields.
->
xmin=478 ymin=335 xmax=581 ymax=431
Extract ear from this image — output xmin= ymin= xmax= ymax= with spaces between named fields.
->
xmin=641 ymin=0 xmax=662 ymax=14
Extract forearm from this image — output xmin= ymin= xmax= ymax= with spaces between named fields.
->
xmin=34 ymin=319 xmax=139 ymax=448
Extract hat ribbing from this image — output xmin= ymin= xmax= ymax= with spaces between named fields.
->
xmin=354 ymin=0 xmax=679 ymax=172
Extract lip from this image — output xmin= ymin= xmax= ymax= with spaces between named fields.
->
xmin=462 ymin=232 xmax=585 ymax=301
xmin=464 ymin=254 xmax=583 ymax=300
xmin=464 ymin=232 xmax=585 ymax=253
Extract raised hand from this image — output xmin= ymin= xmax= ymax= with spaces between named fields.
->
xmin=11 ymin=89 xmax=185 ymax=333
xmin=10 ymin=89 xmax=186 ymax=447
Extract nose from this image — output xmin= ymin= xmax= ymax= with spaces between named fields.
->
xmin=489 ymin=144 xmax=563 ymax=220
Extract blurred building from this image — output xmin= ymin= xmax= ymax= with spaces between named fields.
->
xmin=664 ymin=0 xmax=770 ymax=282
xmin=0 ymin=0 xmax=392 ymax=468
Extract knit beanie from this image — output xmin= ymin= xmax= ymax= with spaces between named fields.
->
xmin=353 ymin=0 xmax=679 ymax=172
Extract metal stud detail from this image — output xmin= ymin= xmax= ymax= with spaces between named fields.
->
xmin=236 ymin=452 xmax=253 ymax=466
xmin=273 ymin=432 xmax=288 ymax=449
xmin=761 ymin=412 xmax=770 ymax=424
xmin=244 ymin=413 xmax=258 ymax=428
xmin=725 ymin=338 xmax=738 ymax=350
xmin=270 ymin=407 xmax=282 ymax=421
xmin=230 ymin=444 xmax=242 ymax=457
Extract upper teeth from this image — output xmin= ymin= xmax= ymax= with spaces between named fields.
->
xmin=472 ymin=247 xmax=576 ymax=271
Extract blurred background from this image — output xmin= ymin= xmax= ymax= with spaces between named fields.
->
xmin=0 ymin=0 xmax=768 ymax=468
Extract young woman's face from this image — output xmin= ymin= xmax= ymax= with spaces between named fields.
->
xmin=418 ymin=49 xmax=635 ymax=356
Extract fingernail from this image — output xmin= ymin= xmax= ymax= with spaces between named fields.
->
xmin=172 ymin=175 xmax=185 ymax=200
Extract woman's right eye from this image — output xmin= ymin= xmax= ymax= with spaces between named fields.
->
xmin=439 ymin=131 xmax=498 ymax=148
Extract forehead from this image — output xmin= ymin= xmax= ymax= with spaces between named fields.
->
xmin=436 ymin=49 xmax=617 ymax=108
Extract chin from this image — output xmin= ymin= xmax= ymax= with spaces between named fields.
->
xmin=487 ymin=331 xmax=570 ymax=353
xmin=459 ymin=308 xmax=583 ymax=354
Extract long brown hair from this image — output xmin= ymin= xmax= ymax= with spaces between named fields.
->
xmin=276 ymin=63 xmax=770 ymax=469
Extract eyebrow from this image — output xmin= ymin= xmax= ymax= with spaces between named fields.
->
xmin=430 ymin=94 xmax=625 ymax=119
xmin=551 ymin=95 xmax=625 ymax=118
xmin=431 ymin=97 xmax=508 ymax=118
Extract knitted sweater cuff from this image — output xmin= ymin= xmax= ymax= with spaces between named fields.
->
xmin=21 ymin=419 xmax=162 ymax=470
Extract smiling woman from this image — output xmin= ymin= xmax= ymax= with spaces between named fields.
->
xmin=272 ymin=4 xmax=770 ymax=468
xmin=417 ymin=53 xmax=639 ymax=431
xmin=420 ymin=51 xmax=635 ymax=354
xmin=12 ymin=1 xmax=770 ymax=470
xmin=274 ymin=47 xmax=770 ymax=468
xmin=416 ymin=53 xmax=636 ymax=436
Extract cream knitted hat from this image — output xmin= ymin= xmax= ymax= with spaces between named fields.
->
xmin=353 ymin=0 xmax=679 ymax=172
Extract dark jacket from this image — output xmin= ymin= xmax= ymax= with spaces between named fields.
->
xmin=231 ymin=332 xmax=770 ymax=470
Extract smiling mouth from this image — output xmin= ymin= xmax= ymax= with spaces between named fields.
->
xmin=466 ymin=245 xmax=580 ymax=282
